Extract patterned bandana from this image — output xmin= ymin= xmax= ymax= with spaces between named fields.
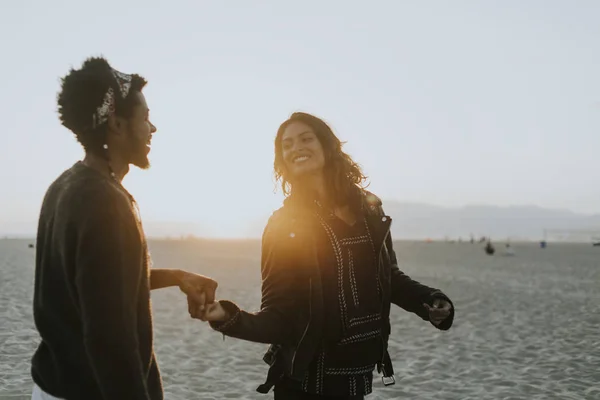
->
xmin=92 ymin=68 xmax=133 ymax=129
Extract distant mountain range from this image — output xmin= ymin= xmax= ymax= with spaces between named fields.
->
xmin=379 ymin=202 xmax=600 ymax=241
xmin=2 ymin=202 xmax=599 ymax=241
xmin=179 ymin=201 xmax=600 ymax=241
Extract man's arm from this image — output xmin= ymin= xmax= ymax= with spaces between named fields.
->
xmin=74 ymin=189 xmax=150 ymax=400
xmin=150 ymin=269 xmax=183 ymax=290
xmin=151 ymin=269 xmax=218 ymax=311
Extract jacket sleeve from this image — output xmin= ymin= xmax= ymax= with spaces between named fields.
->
xmin=365 ymin=190 xmax=454 ymax=331
xmin=385 ymin=231 xmax=454 ymax=330
xmin=74 ymin=188 xmax=151 ymax=400
xmin=210 ymin=216 xmax=305 ymax=344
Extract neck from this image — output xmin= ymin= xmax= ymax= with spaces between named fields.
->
xmin=83 ymin=152 xmax=129 ymax=182
xmin=294 ymin=173 xmax=328 ymax=203
xmin=310 ymin=174 xmax=327 ymax=201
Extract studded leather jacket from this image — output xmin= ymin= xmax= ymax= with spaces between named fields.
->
xmin=210 ymin=191 xmax=454 ymax=393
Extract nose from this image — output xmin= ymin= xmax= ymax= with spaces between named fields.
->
xmin=150 ymin=122 xmax=157 ymax=133
xmin=291 ymin=140 xmax=304 ymax=153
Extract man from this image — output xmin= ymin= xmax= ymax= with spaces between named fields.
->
xmin=31 ymin=57 xmax=216 ymax=400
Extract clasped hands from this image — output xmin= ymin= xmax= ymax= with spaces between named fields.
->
xmin=176 ymin=271 xmax=229 ymax=323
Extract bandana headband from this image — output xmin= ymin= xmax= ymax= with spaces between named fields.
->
xmin=92 ymin=68 xmax=133 ymax=129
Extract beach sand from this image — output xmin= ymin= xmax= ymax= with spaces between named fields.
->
xmin=1 ymin=238 xmax=599 ymax=400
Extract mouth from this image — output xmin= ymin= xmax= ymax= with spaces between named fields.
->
xmin=292 ymin=155 xmax=311 ymax=164
xmin=146 ymin=136 xmax=152 ymax=149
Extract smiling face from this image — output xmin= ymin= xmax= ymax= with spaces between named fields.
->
xmin=281 ymin=121 xmax=326 ymax=180
xmin=115 ymin=91 xmax=157 ymax=169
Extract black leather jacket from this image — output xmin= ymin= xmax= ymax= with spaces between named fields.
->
xmin=211 ymin=191 xmax=454 ymax=393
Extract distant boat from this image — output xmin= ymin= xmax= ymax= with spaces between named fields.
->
xmin=28 ymin=243 xmax=34 ymax=249
xmin=593 ymin=242 xmax=600 ymax=247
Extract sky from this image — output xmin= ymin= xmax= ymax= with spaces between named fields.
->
xmin=1 ymin=1 xmax=599 ymax=237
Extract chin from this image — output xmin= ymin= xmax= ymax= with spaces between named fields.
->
xmin=131 ymin=154 xmax=151 ymax=170
xmin=291 ymin=165 xmax=321 ymax=178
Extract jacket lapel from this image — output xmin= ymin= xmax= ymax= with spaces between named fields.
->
xmin=365 ymin=213 xmax=392 ymax=255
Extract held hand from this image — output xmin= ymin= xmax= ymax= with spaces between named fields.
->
xmin=423 ymin=298 xmax=452 ymax=326
xmin=178 ymin=271 xmax=218 ymax=313
xmin=188 ymin=299 xmax=230 ymax=322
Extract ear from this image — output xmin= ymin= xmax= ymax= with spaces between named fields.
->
xmin=107 ymin=114 xmax=126 ymax=136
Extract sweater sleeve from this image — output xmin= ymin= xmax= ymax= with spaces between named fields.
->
xmin=73 ymin=188 xmax=150 ymax=400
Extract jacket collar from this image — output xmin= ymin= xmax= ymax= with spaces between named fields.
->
xmin=281 ymin=189 xmax=392 ymax=253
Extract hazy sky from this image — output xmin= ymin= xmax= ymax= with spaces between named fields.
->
xmin=1 ymin=1 xmax=599 ymax=237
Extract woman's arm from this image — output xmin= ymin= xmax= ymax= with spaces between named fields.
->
xmin=385 ymin=231 xmax=454 ymax=330
xmin=207 ymin=215 xmax=306 ymax=345
xmin=365 ymin=190 xmax=454 ymax=330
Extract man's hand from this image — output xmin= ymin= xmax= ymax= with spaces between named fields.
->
xmin=178 ymin=271 xmax=218 ymax=314
xmin=423 ymin=298 xmax=452 ymax=326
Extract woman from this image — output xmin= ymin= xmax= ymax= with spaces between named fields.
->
xmin=195 ymin=112 xmax=454 ymax=399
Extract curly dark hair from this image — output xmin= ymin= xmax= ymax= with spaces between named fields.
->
xmin=57 ymin=56 xmax=147 ymax=155
xmin=274 ymin=112 xmax=368 ymax=208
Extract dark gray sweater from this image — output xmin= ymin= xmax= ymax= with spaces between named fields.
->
xmin=31 ymin=162 xmax=162 ymax=400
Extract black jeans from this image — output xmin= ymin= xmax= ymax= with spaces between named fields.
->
xmin=273 ymin=384 xmax=364 ymax=400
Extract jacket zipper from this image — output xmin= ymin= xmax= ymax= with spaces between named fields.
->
xmin=291 ymin=278 xmax=312 ymax=376
xmin=377 ymin=222 xmax=391 ymax=372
